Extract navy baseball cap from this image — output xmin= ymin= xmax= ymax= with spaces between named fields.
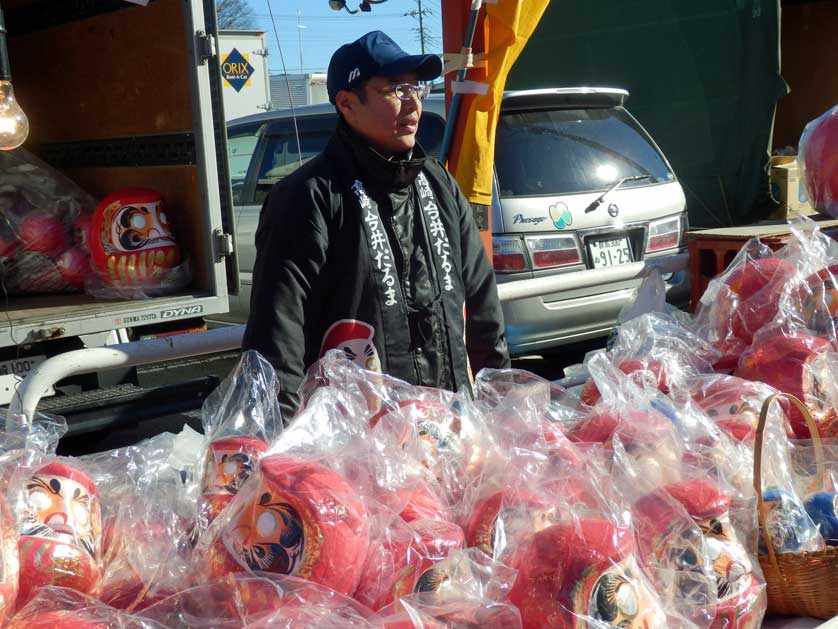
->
xmin=327 ymin=31 xmax=442 ymax=104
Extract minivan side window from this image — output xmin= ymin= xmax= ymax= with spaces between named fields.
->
xmin=228 ymin=121 xmax=263 ymax=205
xmin=494 ymin=108 xmax=675 ymax=198
xmin=246 ymin=111 xmax=446 ymax=207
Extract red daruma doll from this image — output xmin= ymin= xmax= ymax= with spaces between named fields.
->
xmin=17 ymin=462 xmax=102 ymax=607
xmin=89 ymin=188 xmax=181 ymax=290
xmin=200 ymin=436 xmax=268 ymax=526
xmin=205 ymin=454 xmax=370 ymax=596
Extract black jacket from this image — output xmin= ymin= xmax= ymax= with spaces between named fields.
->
xmin=242 ymin=121 xmax=510 ymax=416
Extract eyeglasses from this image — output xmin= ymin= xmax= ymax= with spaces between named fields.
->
xmin=383 ymin=83 xmax=431 ymax=101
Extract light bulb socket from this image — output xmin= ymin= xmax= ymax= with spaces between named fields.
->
xmin=0 ymin=9 xmax=11 ymax=82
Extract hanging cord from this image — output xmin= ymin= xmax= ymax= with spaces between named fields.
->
xmin=265 ymin=0 xmax=303 ymax=166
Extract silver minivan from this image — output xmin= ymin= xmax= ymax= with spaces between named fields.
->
xmin=217 ymin=88 xmax=689 ymax=355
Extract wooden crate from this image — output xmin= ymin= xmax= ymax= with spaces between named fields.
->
xmin=687 ymin=219 xmax=838 ymax=311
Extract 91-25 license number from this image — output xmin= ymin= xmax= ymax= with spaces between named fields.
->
xmin=588 ymin=237 xmax=633 ymax=269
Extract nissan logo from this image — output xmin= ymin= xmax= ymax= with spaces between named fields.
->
xmin=607 ymin=203 xmax=620 ymax=218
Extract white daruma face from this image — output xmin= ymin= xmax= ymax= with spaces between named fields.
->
xmin=21 ymin=472 xmax=100 ymax=559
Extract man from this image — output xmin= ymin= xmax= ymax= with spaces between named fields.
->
xmin=243 ymin=31 xmax=509 ymax=417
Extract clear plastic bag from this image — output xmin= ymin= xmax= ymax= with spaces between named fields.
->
xmin=299 ymin=351 xmax=489 ymax=510
xmin=799 ymin=105 xmax=838 ymax=218
xmin=1 ymin=409 xmax=67 ymax=461
xmin=579 ymin=313 xmax=719 ymax=406
xmin=81 ymin=432 xmax=195 ymax=611
xmin=792 ymin=442 xmax=838 ymax=546
xmin=632 ymin=476 xmax=768 ymax=629
xmin=753 ymin=414 xmax=824 ymax=555
xmin=0 ymin=148 xmax=97 ymax=296
xmin=7 ymin=585 xmax=166 ymax=628
xmin=137 ymin=573 xmax=374 ymax=628
xmin=353 ymin=511 xmax=465 ymax=611
xmin=197 ymin=351 xmax=282 ymax=532
xmin=372 ymin=548 xmax=522 ymax=629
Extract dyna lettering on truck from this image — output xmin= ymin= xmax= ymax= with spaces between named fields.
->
xmin=160 ymin=305 xmax=204 ymax=319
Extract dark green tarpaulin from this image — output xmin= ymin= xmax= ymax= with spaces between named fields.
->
xmin=507 ymin=0 xmax=788 ymax=228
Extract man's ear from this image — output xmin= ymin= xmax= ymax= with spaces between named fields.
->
xmin=335 ymin=90 xmax=357 ymax=122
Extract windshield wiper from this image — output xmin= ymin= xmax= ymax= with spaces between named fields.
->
xmin=584 ymin=175 xmax=655 ymax=213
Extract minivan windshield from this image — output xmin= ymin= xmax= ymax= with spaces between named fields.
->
xmin=494 ymin=107 xmax=675 ymax=198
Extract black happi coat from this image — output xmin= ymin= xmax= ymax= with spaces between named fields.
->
xmin=242 ymin=121 xmax=509 ymax=416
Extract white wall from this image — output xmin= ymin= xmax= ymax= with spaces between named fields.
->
xmin=218 ymin=31 xmax=271 ymax=122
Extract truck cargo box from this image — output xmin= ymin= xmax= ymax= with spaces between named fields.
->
xmin=0 ymin=0 xmax=237 ymax=350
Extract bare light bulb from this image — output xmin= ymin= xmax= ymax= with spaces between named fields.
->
xmin=0 ymin=80 xmax=27 ymax=150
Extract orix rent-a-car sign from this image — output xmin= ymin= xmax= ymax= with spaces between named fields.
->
xmin=221 ymin=48 xmax=255 ymax=92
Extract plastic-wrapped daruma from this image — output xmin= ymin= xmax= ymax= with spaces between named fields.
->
xmin=200 ymin=436 xmax=268 ymax=525
xmin=735 ymin=332 xmax=832 ymax=437
xmin=665 ymin=480 xmax=766 ymax=629
xmin=508 ymin=519 xmax=666 ymax=629
xmin=568 ymin=409 xmax=682 ymax=489
xmin=353 ymin=518 xmax=464 ymax=611
xmin=463 ymin=482 xmax=593 ymax=561
xmin=17 ymin=462 xmax=102 ymax=608
xmin=207 ymin=454 xmax=369 ymax=596
xmin=0 ymin=494 xmax=18 ymax=625
xmin=579 ymin=359 xmax=669 ymax=407
xmin=690 ymin=376 xmax=788 ymax=443
xmin=713 ymin=258 xmax=797 ymax=348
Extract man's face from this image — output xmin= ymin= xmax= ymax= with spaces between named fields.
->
xmin=337 ymin=73 xmax=422 ymax=155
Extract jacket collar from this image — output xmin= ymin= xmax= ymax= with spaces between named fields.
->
xmin=335 ymin=118 xmax=426 ymax=191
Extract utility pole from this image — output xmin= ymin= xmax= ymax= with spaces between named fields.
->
xmin=297 ymin=9 xmax=305 ymax=74
xmin=417 ymin=0 xmax=425 ymax=54
xmin=404 ymin=0 xmax=432 ymax=54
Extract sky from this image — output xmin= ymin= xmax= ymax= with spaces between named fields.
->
xmin=245 ymin=0 xmax=444 ymax=76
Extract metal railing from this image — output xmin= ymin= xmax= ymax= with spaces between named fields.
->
xmin=5 ymin=253 xmax=688 ymax=425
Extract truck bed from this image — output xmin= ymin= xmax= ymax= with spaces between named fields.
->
xmin=0 ymin=290 xmax=225 ymax=346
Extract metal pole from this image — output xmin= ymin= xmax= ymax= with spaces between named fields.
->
xmin=6 ymin=325 xmax=246 ymax=427
xmin=439 ymin=0 xmax=482 ymax=165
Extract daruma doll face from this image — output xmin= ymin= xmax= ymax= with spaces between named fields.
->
xmin=90 ymin=188 xmax=181 ymax=288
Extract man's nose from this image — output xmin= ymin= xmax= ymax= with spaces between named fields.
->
xmin=401 ymin=93 xmax=420 ymax=114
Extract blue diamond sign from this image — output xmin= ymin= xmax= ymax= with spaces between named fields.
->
xmin=221 ymin=48 xmax=254 ymax=93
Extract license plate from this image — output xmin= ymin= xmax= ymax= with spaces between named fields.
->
xmin=588 ymin=236 xmax=633 ymax=269
xmin=0 ymin=355 xmax=52 ymax=404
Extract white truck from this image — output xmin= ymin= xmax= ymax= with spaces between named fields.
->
xmin=269 ymin=73 xmax=329 ymax=110
xmin=0 ymin=0 xmax=239 ymax=429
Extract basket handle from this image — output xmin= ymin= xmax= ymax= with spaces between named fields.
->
xmin=753 ymin=392 xmax=824 ymax=566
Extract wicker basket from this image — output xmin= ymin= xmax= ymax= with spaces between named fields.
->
xmin=754 ymin=392 xmax=838 ymax=619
